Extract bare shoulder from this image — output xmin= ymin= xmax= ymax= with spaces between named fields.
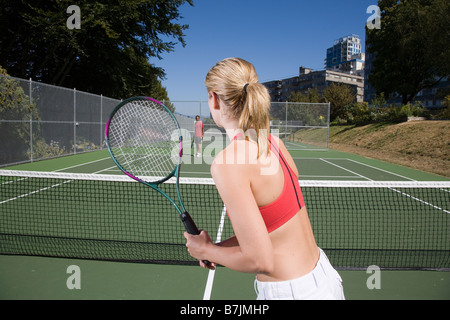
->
xmin=211 ymin=141 xmax=253 ymax=183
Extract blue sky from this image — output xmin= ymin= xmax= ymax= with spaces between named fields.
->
xmin=157 ymin=0 xmax=377 ymax=107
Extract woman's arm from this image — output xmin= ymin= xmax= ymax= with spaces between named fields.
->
xmin=216 ymin=235 xmax=238 ymax=247
xmin=185 ymin=155 xmax=274 ymax=274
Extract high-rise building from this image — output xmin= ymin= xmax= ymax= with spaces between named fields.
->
xmin=326 ymin=35 xmax=364 ymax=76
xmin=262 ymin=35 xmax=366 ymax=102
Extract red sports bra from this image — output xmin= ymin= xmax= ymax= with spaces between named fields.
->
xmin=259 ymin=135 xmax=305 ymax=232
xmin=229 ymin=134 xmax=305 ymax=233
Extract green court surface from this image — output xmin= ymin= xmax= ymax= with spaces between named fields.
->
xmin=0 ymin=255 xmax=449 ymax=300
xmin=1 ymin=145 xmax=449 ymax=300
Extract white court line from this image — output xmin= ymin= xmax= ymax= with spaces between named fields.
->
xmin=203 ymin=205 xmax=227 ymax=300
xmin=53 ymin=156 xmax=111 ymax=172
xmin=320 ymin=158 xmax=449 ymax=214
xmin=0 ymin=179 xmax=73 ymax=205
xmin=1 ymin=156 xmax=112 ymax=189
xmin=344 ymin=158 xmax=416 ymax=181
xmin=319 ymin=158 xmax=371 ymax=181
xmin=1 ymin=165 xmax=117 ymax=205
xmin=284 ymin=141 xmax=309 ymax=149
xmin=390 ymin=188 xmax=450 ymax=214
xmin=299 ymin=157 xmax=414 ymax=181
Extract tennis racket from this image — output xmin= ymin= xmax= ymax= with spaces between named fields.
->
xmin=105 ymin=96 xmax=210 ymax=266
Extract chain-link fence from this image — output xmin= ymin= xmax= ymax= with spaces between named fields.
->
xmin=0 ymin=74 xmax=120 ymax=166
xmin=167 ymin=101 xmax=330 ymax=153
xmin=0 ymin=75 xmax=329 ymax=167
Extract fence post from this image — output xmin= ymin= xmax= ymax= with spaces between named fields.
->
xmin=29 ymin=78 xmax=33 ymax=162
xmin=73 ymin=88 xmax=77 ymax=154
xmin=100 ymin=94 xmax=103 ymax=150
xmin=327 ymin=102 xmax=331 ymax=150
xmin=285 ymin=101 xmax=288 ymax=140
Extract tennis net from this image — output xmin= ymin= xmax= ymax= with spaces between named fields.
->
xmin=1 ymin=170 xmax=449 ymax=270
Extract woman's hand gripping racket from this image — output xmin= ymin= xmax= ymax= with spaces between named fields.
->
xmin=105 ymin=97 xmax=211 ymax=267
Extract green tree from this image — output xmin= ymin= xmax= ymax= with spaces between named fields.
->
xmin=289 ymin=88 xmax=322 ymax=103
xmin=287 ymin=88 xmax=326 ymax=126
xmin=0 ymin=0 xmax=193 ymax=100
xmin=366 ymin=0 xmax=450 ymax=105
xmin=322 ymin=83 xmax=355 ymax=121
xmin=0 ymin=66 xmax=38 ymax=163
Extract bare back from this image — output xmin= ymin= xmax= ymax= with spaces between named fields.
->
xmin=218 ymin=135 xmax=319 ymax=281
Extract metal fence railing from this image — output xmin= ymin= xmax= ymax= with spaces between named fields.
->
xmin=0 ymin=75 xmax=329 ymax=167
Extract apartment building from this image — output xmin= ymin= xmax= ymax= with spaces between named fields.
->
xmin=264 ymin=67 xmax=364 ymax=102
xmin=263 ymin=35 xmax=365 ymax=102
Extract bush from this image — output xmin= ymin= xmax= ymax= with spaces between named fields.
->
xmin=27 ymin=139 xmax=66 ymax=160
xmin=428 ymin=95 xmax=450 ymax=120
xmin=383 ymin=102 xmax=426 ymax=123
xmin=337 ymin=102 xmax=428 ymax=125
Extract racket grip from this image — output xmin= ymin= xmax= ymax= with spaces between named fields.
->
xmin=181 ymin=212 xmax=200 ymax=235
xmin=181 ymin=212 xmax=212 ymax=268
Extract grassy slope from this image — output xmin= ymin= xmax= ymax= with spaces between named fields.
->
xmin=328 ymin=121 xmax=450 ymax=178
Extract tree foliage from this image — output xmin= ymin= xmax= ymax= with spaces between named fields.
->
xmin=322 ymin=83 xmax=356 ymax=121
xmin=289 ymin=88 xmax=321 ymax=103
xmin=0 ymin=66 xmax=38 ymax=163
xmin=366 ymin=0 xmax=450 ymax=104
xmin=0 ymin=0 xmax=193 ymax=100
xmin=289 ymin=84 xmax=356 ymax=122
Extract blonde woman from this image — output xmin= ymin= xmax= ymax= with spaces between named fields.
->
xmin=184 ymin=58 xmax=344 ymax=300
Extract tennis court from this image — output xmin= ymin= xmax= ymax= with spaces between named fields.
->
xmin=1 ymin=145 xmax=449 ymax=300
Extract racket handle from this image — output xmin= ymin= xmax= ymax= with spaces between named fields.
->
xmin=181 ymin=211 xmax=200 ymax=235
xmin=181 ymin=212 xmax=212 ymax=268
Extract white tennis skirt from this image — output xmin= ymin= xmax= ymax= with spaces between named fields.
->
xmin=254 ymin=248 xmax=345 ymax=300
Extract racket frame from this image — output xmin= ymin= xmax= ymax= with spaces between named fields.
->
xmin=104 ymin=96 xmax=200 ymax=235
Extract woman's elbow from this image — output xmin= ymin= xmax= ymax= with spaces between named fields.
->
xmin=253 ymin=255 xmax=274 ymax=275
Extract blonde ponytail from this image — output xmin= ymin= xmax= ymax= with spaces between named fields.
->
xmin=205 ymin=58 xmax=271 ymax=157
xmin=239 ymin=81 xmax=271 ymax=157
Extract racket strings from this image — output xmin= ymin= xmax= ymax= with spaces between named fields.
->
xmin=108 ymin=100 xmax=179 ymax=179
